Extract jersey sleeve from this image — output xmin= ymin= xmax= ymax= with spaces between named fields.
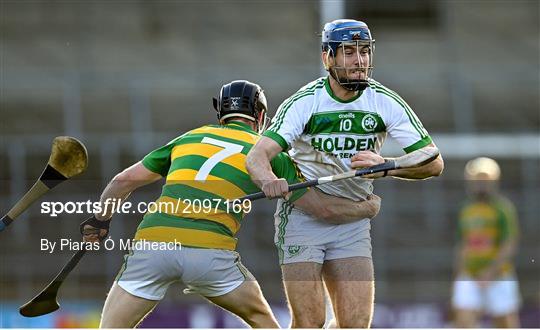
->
xmin=141 ymin=139 xmax=177 ymax=177
xmin=263 ymin=95 xmax=313 ymax=150
xmin=380 ymin=93 xmax=432 ymax=153
xmin=270 ymin=152 xmax=308 ymax=202
xmin=497 ymin=198 xmax=519 ymax=241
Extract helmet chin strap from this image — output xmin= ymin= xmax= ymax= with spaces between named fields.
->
xmin=328 ymin=68 xmax=368 ymax=92
xmin=256 ymin=111 xmax=269 ymax=134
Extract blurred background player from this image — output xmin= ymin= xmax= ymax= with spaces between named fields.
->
xmin=452 ymin=157 xmax=521 ymax=328
xmin=246 ymin=19 xmax=443 ymax=328
xmin=81 ymin=80 xmax=381 ymax=328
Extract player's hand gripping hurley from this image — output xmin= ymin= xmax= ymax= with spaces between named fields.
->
xmin=243 ymin=146 xmax=440 ymax=200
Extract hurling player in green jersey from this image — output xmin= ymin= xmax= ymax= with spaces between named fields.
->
xmin=81 ymin=80 xmax=382 ymax=328
xmin=452 ymin=157 xmax=521 ymax=328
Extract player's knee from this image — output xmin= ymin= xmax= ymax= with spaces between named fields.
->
xmin=292 ymin=313 xmax=325 ymax=328
xmin=288 ymin=299 xmax=326 ymax=328
xmin=241 ymin=307 xmax=277 ymax=328
xmin=232 ymin=301 xmax=272 ymax=324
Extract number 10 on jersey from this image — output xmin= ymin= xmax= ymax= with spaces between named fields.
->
xmin=340 ymin=119 xmax=352 ymax=131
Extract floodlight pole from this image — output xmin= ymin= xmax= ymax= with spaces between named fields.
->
xmin=320 ymin=0 xmax=345 ymax=76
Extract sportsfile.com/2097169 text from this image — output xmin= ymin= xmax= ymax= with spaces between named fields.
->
xmin=40 ymin=198 xmax=252 ymax=217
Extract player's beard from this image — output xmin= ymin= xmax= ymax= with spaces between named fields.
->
xmin=329 ymin=65 xmax=369 ymax=92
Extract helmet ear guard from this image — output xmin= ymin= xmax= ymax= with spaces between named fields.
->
xmin=213 ymin=97 xmax=219 ymax=112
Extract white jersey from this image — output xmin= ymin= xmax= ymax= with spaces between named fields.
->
xmin=264 ymin=77 xmax=432 ymax=200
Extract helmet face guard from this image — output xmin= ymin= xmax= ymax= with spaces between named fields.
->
xmin=322 ymin=19 xmax=375 ymax=92
xmin=212 ymin=80 xmax=268 ymax=133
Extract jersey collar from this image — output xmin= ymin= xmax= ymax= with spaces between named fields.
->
xmin=226 ymin=121 xmax=256 ymax=133
xmin=324 ymin=76 xmax=362 ymax=103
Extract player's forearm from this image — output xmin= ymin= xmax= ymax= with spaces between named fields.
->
xmin=246 ymin=148 xmax=278 ymax=188
xmin=95 ymin=175 xmax=135 ymax=220
xmin=95 ymin=162 xmax=163 ymax=220
xmin=95 ymin=169 xmax=151 ymax=220
xmin=386 ymin=155 xmax=444 ymax=180
xmin=294 ymin=189 xmax=380 ymax=223
xmin=321 ymin=200 xmax=376 ymax=223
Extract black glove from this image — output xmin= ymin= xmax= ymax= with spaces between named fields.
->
xmin=80 ymin=216 xmax=111 ymax=241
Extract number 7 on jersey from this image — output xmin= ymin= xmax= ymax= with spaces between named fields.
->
xmin=194 ymin=137 xmax=244 ymax=181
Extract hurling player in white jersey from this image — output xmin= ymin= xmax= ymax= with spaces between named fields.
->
xmin=246 ymin=19 xmax=444 ymax=328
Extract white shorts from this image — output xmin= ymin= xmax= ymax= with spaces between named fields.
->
xmin=274 ymin=199 xmax=372 ymax=265
xmin=116 ymin=245 xmax=251 ymax=300
xmin=452 ymin=275 xmax=521 ymax=316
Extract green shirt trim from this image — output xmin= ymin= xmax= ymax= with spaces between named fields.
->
xmin=225 ymin=121 xmax=257 ymax=134
xmin=403 ymin=136 xmax=432 ymax=153
xmin=367 ymin=81 xmax=428 ymax=139
xmin=324 ymin=77 xmax=362 ymax=103
xmin=268 ymin=79 xmax=325 ymax=133
xmin=263 ymin=130 xmax=289 ymax=150
xmin=142 ymin=143 xmax=175 ymax=177
xmin=304 ymin=110 xmax=386 ymax=135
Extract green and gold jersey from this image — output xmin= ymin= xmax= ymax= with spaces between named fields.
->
xmin=457 ymin=196 xmax=519 ymax=277
xmin=135 ymin=121 xmax=307 ymax=250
